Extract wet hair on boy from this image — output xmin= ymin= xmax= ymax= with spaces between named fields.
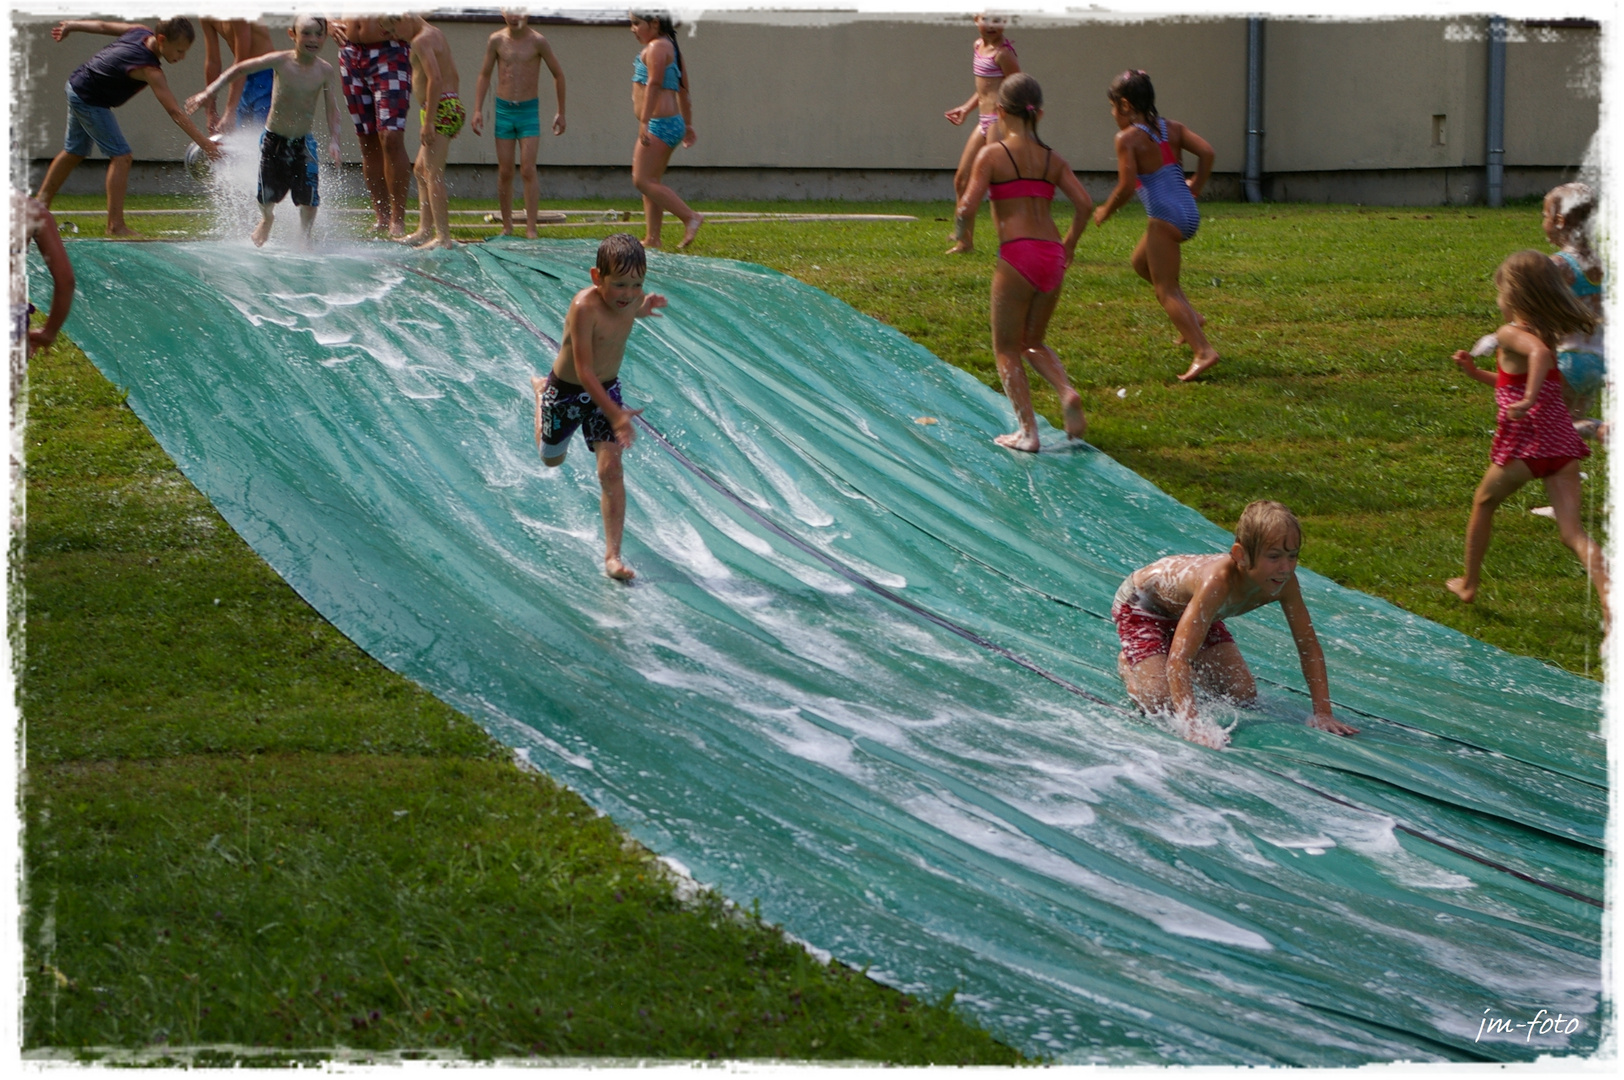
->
xmin=154 ymin=16 xmax=196 ymax=44
xmin=1234 ymin=500 xmax=1301 ymax=566
xmin=597 ymin=232 xmax=647 ymax=278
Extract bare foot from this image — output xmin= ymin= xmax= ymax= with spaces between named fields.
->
xmin=642 ymin=236 xmax=662 ymax=250
xmin=1060 ymin=394 xmax=1088 ymax=440
xmin=499 ymin=225 xmax=514 ymax=237
xmin=414 ymin=236 xmax=455 ymax=251
xmin=396 ymin=230 xmax=429 ymax=245
xmin=107 ymin=224 xmax=140 ymax=238
xmin=1178 ymin=353 xmax=1220 ymax=382
xmin=1446 ymin=577 xmax=1476 ymax=603
xmin=944 ymin=241 xmax=973 ymax=255
xmin=676 ymin=213 xmax=704 ymax=250
xmin=372 ymin=220 xmax=390 ymax=232
xmin=1174 ymin=312 xmax=1207 ymax=346
xmin=524 ymin=227 xmax=538 ymax=239
xmin=388 ymin=222 xmax=407 ymax=239
xmin=605 ymin=556 xmax=636 ymax=581
xmin=994 ymin=431 xmax=1041 ymax=453
xmin=249 ymin=220 xmax=272 ymax=247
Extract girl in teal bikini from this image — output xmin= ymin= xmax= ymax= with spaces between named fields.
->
xmin=630 ymin=11 xmax=701 ymax=250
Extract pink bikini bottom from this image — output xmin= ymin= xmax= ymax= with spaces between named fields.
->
xmin=999 ymin=238 xmax=1067 ymax=293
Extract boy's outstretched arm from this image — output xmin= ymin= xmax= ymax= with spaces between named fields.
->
xmin=134 ymin=66 xmax=223 ymax=158
xmin=185 ymin=52 xmax=281 ymax=117
xmin=637 ymin=294 xmax=668 ymax=319
xmin=53 ymin=21 xmax=144 ymax=40
xmin=1166 ymin=582 xmax=1226 ymax=722
xmin=1279 ymin=581 xmax=1357 ymax=735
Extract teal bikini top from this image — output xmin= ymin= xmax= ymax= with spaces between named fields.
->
xmin=632 ymin=54 xmax=682 ymax=91
xmin=1556 ymin=250 xmax=1603 ymax=297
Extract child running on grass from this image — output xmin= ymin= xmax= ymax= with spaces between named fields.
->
xmin=1541 ymin=182 xmax=1605 ymax=438
xmin=1093 ymin=69 xmax=1218 ymax=382
xmin=185 ymin=16 xmax=345 ymax=248
xmin=956 ymin=74 xmax=1091 ymax=452
xmin=943 ymin=13 xmax=1019 ymax=256
xmin=531 ymin=234 xmax=667 ymax=581
xmin=1113 ymin=501 xmax=1358 ymax=749
xmin=471 ymin=9 xmax=567 ymax=238
xmin=1447 ymin=250 xmax=1609 ymax=626
xmin=34 ymin=17 xmax=222 ymax=237
xmin=384 ymin=14 xmax=463 ymax=250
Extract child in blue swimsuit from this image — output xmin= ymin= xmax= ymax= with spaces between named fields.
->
xmin=629 ymin=12 xmax=702 ymax=250
xmin=1542 ymin=183 xmax=1605 ymax=438
xmin=1093 ymin=70 xmax=1219 ymax=382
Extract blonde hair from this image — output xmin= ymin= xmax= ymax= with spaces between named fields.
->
xmin=1494 ymin=249 xmax=1597 ymax=348
xmin=1235 ymin=500 xmax=1300 ymax=564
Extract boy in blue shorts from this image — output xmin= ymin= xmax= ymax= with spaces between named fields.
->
xmin=471 ymin=9 xmax=567 ymax=238
xmin=531 ymin=235 xmax=665 ymax=581
xmin=35 ymin=17 xmax=222 ymax=237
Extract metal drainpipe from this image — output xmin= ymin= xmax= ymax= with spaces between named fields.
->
xmin=1245 ymin=17 xmax=1264 ymax=202
xmin=1486 ymin=15 xmax=1507 ymax=207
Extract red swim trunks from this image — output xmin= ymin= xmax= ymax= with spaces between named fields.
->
xmin=1111 ymin=601 xmax=1235 ymax=667
xmin=340 ymin=41 xmax=413 ymax=135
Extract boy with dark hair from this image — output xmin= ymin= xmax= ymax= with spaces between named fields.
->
xmin=1112 ymin=500 xmax=1359 ymax=748
xmin=470 ymin=9 xmax=568 ymax=238
xmin=35 ymin=17 xmax=222 ymax=237
xmin=531 ymin=234 xmax=665 ymax=580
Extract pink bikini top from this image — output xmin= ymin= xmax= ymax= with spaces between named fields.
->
xmin=988 ymin=144 xmax=1054 ymax=201
xmin=972 ymin=38 xmax=1015 ymax=78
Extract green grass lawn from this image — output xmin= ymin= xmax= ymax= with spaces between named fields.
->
xmin=24 ymin=194 xmax=1603 ymax=1061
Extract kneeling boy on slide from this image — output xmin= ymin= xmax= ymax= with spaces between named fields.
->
xmin=532 ymin=234 xmax=666 ymax=581
xmin=186 ymin=15 xmax=344 ymax=247
xmin=1112 ymin=500 xmax=1359 ymax=748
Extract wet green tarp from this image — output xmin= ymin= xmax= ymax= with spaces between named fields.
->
xmin=47 ymin=239 xmax=1604 ymax=1064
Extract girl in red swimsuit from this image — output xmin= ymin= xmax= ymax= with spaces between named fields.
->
xmin=956 ymin=74 xmax=1094 ymax=453
xmin=1447 ymin=249 xmax=1608 ymax=627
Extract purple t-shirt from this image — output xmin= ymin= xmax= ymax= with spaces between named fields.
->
xmin=67 ymin=28 xmax=160 ymax=108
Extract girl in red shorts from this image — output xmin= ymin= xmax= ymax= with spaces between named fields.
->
xmin=1447 ymin=250 xmax=1608 ymax=627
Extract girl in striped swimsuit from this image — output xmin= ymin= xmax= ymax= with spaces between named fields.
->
xmin=956 ymin=74 xmax=1093 ymax=452
xmin=1093 ymin=70 xmax=1218 ymax=382
xmin=1447 ymin=250 xmax=1608 ymax=627
xmin=943 ymin=14 xmax=1019 ymax=255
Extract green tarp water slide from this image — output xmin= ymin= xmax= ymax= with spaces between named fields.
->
xmin=50 ymin=239 xmax=1604 ymax=1064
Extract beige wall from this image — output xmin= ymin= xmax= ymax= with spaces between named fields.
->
xmin=10 ymin=12 xmax=1598 ymax=181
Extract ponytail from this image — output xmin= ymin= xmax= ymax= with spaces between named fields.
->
xmin=998 ymin=73 xmax=1049 ymax=150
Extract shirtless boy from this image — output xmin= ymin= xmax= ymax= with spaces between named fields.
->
xmin=186 ymin=15 xmax=344 ymax=248
xmin=199 ymin=17 xmax=274 ymax=131
xmin=331 ymin=15 xmax=413 ymax=235
xmin=471 ymin=10 xmax=567 ymax=238
xmin=531 ymin=234 xmax=666 ymax=581
xmin=1112 ymin=500 xmax=1359 ymax=748
xmin=384 ymin=14 xmax=463 ymax=250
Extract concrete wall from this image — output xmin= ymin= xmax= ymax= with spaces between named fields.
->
xmin=11 ymin=11 xmax=1599 ymax=203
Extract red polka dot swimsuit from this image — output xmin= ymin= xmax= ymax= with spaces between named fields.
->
xmin=1491 ymin=342 xmax=1588 ymax=474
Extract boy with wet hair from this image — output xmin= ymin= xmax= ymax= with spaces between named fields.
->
xmin=530 ymin=234 xmax=666 ymax=581
xmin=185 ymin=15 xmax=345 ymax=248
xmin=471 ymin=9 xmax=568 ymax=238
xmin=1112 ymin=500 xmax=1359 ymax=748
xmin=35 ymin=17 xmax=223 ymax=237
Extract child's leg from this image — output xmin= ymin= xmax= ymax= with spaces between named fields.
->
xmin=104 ymin=154 xmax=135 ymax=236
xmin=1192 ymin=642 xmax=1258 ymax=706
xmin=594 ymin=441 xmax=634 ymax=581
xmin=519 ymin=135 xmax=541 ymax=237
xmin=946 ymin=126 xmax=984 ymax=255
xmin=1448 ymin=460 xmax=1530 ymax=602
xmin=1118 ymin=652 xmax=1228 ymax=748
xmin=34 ymin=151 xmax=86 ymax=210
xmin=251 ymin=200 xmax=275 ymax=247
xmin=989 ymin=260 xmax=1041 ymax=452
xmin=1141 ymin=219 xmax=1218 ymax=381
xmin=1543 ymin=463 xmax=1610 ymax=625
xmin=354 ymin=131 xmax=390 ymax=228
xmin=380 ymin=129 xmax=412 ymax=235
xmin=423 ymin=137 xmax=454 ymax=247
xmin=494 ymin=137 xmax=517 ymax=233
xmin=631 ymin=136 xmax=700 ymax=250
xmin=298 ymin=205 xmax=318 ymax=246
xmin=1019 ymin=285 xmax=1086 ymax=440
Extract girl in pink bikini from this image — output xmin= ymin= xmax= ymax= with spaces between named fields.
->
xmin=1447 ymin=250 xmax=1608 ymax=626
xmin=944 ymin=14 xmax=1018 ymax=256
xmin=956 ymin=74 xmax=1092 ymax=452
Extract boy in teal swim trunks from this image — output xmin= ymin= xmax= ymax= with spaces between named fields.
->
xmin=531 ymin=234 xmax=666 ymax=581
xmin=384 ymin=14 xmax=463 ymax=250
xmin=472 ymin=9 xmax=567 ymax=238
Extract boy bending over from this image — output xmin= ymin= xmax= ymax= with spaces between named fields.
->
xmin=186 ymin=15 xmax=344 ymax=247
xmin=1112 ymin=500 xmax=1359 ymax=748
xmin=532 ymin=234 xmax=666 ymax=581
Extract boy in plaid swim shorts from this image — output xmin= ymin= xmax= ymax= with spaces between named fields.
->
xmin=530 ymin=235 xmax=667 ymax=582
xmin=1111 ymin=501 xmax=1358 ymax=749
xmin=333 ymin=17 xmax=412 ymax=234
